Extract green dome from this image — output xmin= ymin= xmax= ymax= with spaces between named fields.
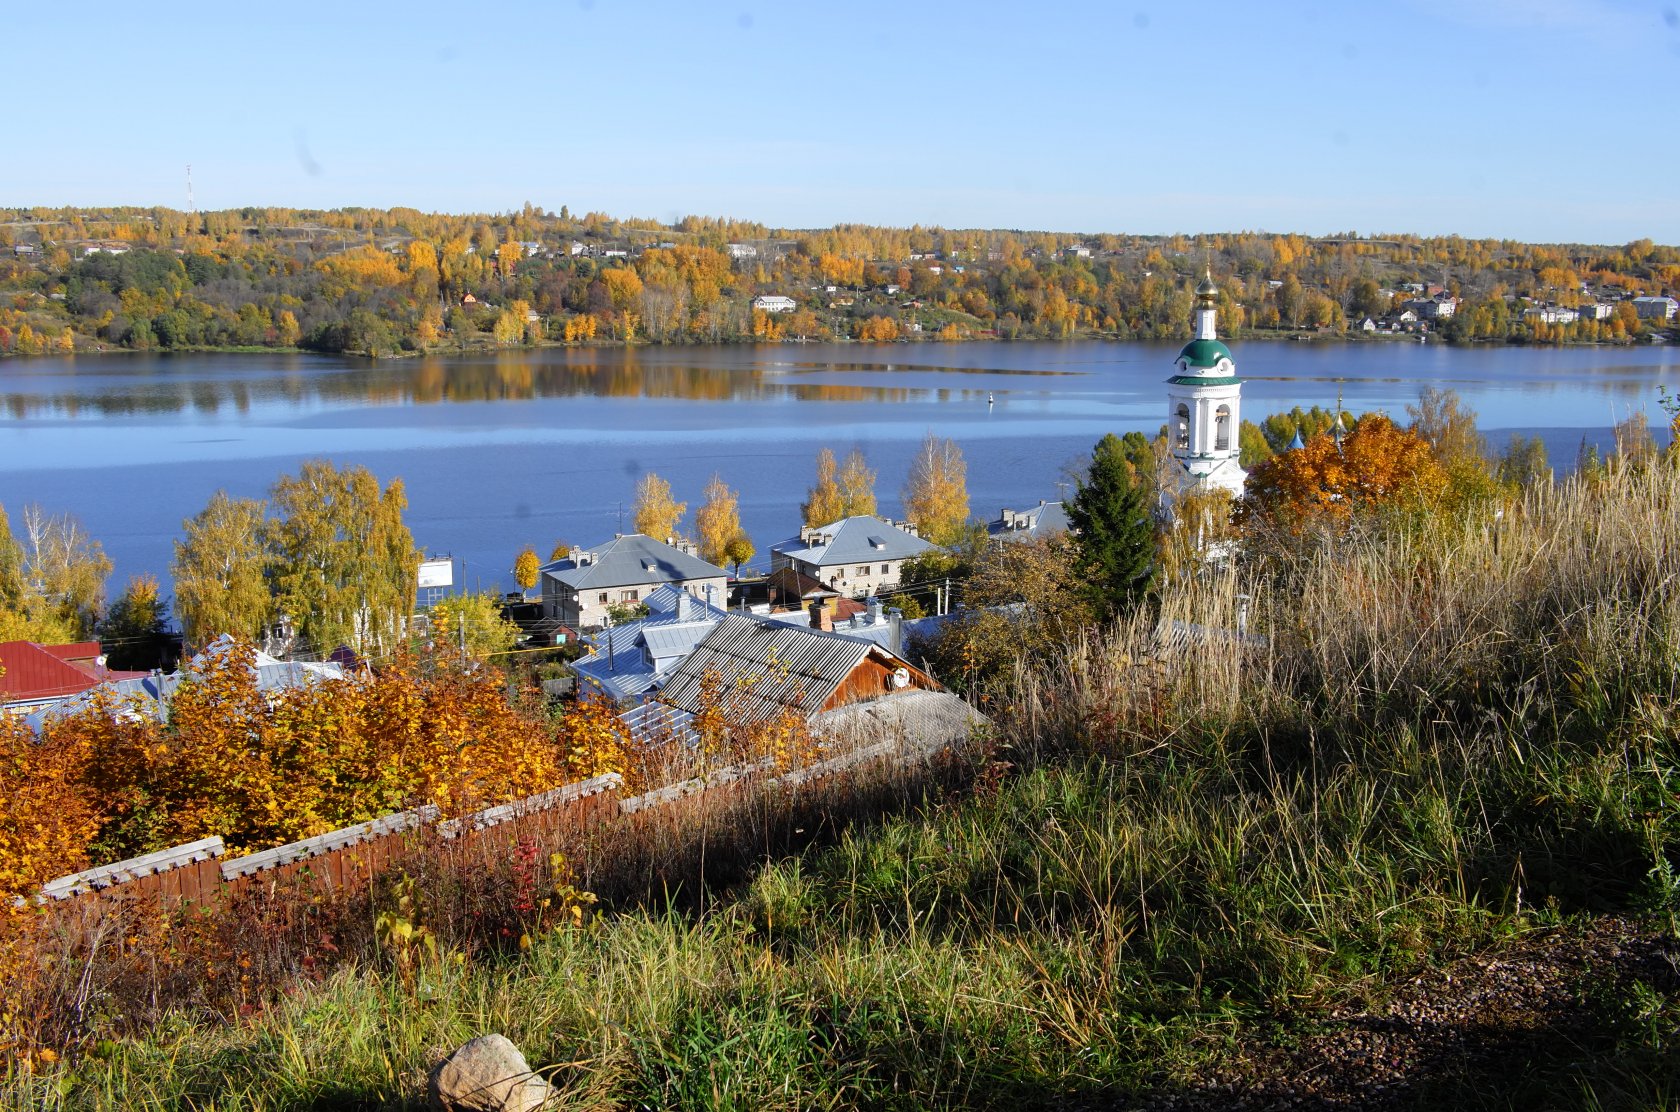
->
xmin=1176 ymin=337 xmax=1232 ymax=369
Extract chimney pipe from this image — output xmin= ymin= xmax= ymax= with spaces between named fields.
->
xmin=886 ymin=607 xmax=903 ymax=655
xmin=808 ymin=598 xmax=832 ymax=632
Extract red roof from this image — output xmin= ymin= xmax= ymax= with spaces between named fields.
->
xmin=0 ymin=641 xmax=145 ymax=706
xmin=0 ymin=641 xmax=101 ymax=704
xmin=41 ymin=641 xmax=101 ymax=667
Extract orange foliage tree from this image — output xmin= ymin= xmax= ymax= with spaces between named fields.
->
xmin=1241 ymin=414 xmax=1448 ymax=527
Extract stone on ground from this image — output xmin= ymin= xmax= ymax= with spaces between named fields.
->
xmin=427 ymin=1033 xmax=554 ymax=1112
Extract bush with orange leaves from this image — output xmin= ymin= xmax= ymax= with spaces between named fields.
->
xmin=0 ymin=716 xmax=101 ymax=911
xmin=554 ymin=693 xmax=633 ymax=787
xmin=29 ymin=638 xmax=566 ymax=879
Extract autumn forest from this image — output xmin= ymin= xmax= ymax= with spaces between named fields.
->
xmin=2 ymin=204 xmax=1678 ymax=357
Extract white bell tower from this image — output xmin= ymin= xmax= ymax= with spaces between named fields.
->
xmin=1166 ymin=272 xmax=1246 ymax=502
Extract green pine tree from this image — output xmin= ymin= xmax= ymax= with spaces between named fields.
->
xmin=1067 ymin=433 xmax=1156 ymax=618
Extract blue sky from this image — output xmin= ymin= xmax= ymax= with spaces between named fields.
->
xmin=9 ymin=0 xmax=1678 ymax=243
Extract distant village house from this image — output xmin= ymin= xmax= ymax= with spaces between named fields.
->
xmin=540 ymin=534 xmax=729 ymax=631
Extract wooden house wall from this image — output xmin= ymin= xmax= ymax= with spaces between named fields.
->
xmin=820 ymin=654 xmax=937 ymax=712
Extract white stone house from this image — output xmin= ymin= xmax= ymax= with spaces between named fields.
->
xmin=769 ymin=516 xmax=935 ymax=599
xmin=540 ymin=534 xmax=728 ymax=631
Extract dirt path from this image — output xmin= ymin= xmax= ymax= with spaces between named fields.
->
xmin=1157 ymin=917 xmax=1680 ymax=1109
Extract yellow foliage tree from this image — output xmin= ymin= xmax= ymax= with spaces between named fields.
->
xmin=694 ymin=473 xmax=743 ymax=567
xmin=514 ymin=547 xmax=541 ymax=597
xmin=277 ymin=310 xmax=301 ymax=347
xmin=838 ymin=448 xmax=877 ymax=517
xmin=601 ymin=267 xmax=643 ymax=311
xmin=902 ymin=431 xmax=970 ymax=545
xmin=555 ymin=695 xmax=632 ymax=785
xmin=633 ymin=472 xmax=686 ymax=540
xmin=802 ymin=448 xmax=845 ymax=527
xmin=493 ymin=309 xmax=522 ymax=345
xmin=416 ymin=303 xmax=443 ymax=346
xmin=857 ymin=315 xmax=900 ymax=342
xmin=429 ymin=592 xmax=522 ymax=660
xmin=0 ymin=715 xmax=99 ymax=904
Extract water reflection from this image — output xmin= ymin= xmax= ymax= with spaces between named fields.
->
xmin=0 ymin=348 xmax=967 ymax=416
xmin=0 ymin=341 xmax=1673 ymax=423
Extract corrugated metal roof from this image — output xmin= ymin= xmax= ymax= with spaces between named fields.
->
xmin=621 ymin=701 xmax=697 ymax=748
xmin=659 ymin=613 xmax=875 ymax=723
xmin=572 ymin=597 xmax=730 ymax=703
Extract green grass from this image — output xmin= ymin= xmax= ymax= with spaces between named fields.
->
xmin=8 ymin=463 xmax=1680 ymax=1109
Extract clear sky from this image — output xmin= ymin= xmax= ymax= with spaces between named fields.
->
xmin=8 ymin=0 xmax=1678 ymax=244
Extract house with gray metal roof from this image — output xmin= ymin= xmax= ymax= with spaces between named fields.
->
xmin=987 ymin=500 xmax=1071 ymax=545
xmin=540 ymin=534 xmax=728 ymax=630
xmin=570 ymin=586 xmax=731 ymax=704
xmin=768 ymin=515 xmax=935 ymax=599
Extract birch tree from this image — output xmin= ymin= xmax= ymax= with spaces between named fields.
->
xmin=267 ymin=461 xmax=418 ymax=656
xmin=694 ymin=473 xmax=743 ymax=567
xmin=17 ymin=506 xmax=112 ymax=639
xmin=801 ymin=448 xmax=845 ymax=527
xmin=514 ymin=547 xmax=541 ymax=597
xmin=902 ymin=432 xmax=970 ymax=545
xmin=838 ymin=448 xmax=878 ymax=517
xmin=174 ymin=491 xmax=272 ymax=649
xmin=632 ymin=472 xmax=686 ymax=541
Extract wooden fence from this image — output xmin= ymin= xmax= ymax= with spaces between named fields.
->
xmin=29 ymin=718 xmax=960 ymax=915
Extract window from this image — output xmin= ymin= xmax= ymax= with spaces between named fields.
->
xmin=880 ymin=564 xmax=889 ymax=575
xmin=597 ymin=592 xmax=609 ymax=604
xmin=1175 ymin=403 xmax=1190 ymax=449
xmin=856 ymin=566 xmax=871 ymax=577
xmin=1215 ymin=404 xmax=1232 ymax=451
xmin=620 ymin=589 xmax=639 ymax=602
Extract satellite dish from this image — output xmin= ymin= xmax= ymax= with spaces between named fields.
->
xmin=891 ymin=667 xmax=910 ymax=689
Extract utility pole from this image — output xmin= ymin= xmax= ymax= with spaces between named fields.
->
xmin=186 ymin=164 xmax=195 ymax=215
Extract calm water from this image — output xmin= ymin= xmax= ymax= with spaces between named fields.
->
xmin=2 ymin=340 xmax=1675 ymax=597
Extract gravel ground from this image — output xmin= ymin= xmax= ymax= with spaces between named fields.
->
xmin=1146 ymin=917 xmax=1680 ymax=1110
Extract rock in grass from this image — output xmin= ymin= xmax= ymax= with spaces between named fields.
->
xmin=427 ymin=1034 xmax=555 ymax=1111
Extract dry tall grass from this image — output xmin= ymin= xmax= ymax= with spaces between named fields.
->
xmin=6 ymin=463 xmax=1679 ymax=1108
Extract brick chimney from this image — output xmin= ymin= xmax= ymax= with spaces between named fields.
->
xmin=808 ymin=598 xmax=833 ymax=632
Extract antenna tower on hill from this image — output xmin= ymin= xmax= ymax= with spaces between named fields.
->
xmin=186 ymin=164 xmax=195 ymax=215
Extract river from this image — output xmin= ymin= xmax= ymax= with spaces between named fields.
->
xmin=1 ymin=339 xmax=1674 ymax=597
